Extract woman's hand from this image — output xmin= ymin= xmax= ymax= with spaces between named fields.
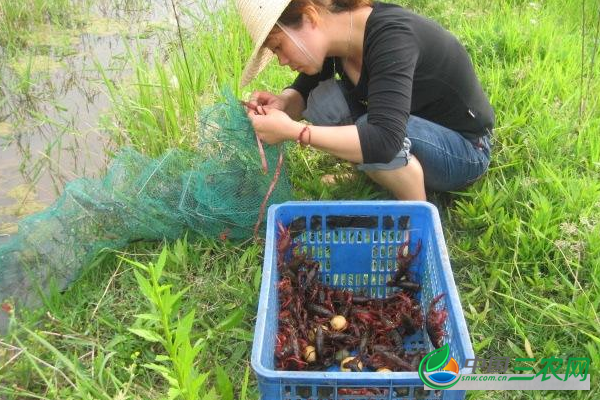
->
xmin=246 ymin=107 xmax=301 ymax=145
xmin=248 ymin=91 xmax=287 ymax=111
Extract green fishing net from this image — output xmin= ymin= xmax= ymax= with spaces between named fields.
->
xmin=0 ymin=90 xmax=292 ymax=329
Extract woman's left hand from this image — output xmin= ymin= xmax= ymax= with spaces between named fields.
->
xmin=246 ymin=106 xmax=300 ymax=145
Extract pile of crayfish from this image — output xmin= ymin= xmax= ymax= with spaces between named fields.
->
xmin=274 ymin=222 xmax=448 ymax=372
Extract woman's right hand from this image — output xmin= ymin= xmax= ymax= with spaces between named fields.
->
xmin=248 ymin=91 xmax=287 ymax=111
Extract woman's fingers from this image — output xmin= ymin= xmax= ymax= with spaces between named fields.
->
xmin=250 ymin=91 xmax=271 ymax=105
xmin=250 ymin=91 xmax=287 ymax=110
xmin=241 ymin=100 xmax=257 ymax=112
xmin=242 ymin=100 xmax=269 ymax=116
xmin=246 ymin=106 xmax=292 ymax=144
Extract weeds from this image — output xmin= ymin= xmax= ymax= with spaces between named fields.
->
xmin=1 ymin=0 xmax=599 ymax=399
xmin=0 ymin=0 xmax=83 ymax=54
xmin=122 ymin=247 xmax=216 ymax=399
xmin=1 ymin=240 xmax=258 ymax=398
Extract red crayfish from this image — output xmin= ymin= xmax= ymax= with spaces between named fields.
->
xmin=387 ymin=239 xmax=422 ymax=290
xmin=338 ymin=387 xmax=386 ymax=396
xmin=273 ymin=220 xmax=448 ymax=376
xmin=276 ymin=221 xmax=292 ymax=266
xmin=426 ymin=293 xmax=448 ymax=349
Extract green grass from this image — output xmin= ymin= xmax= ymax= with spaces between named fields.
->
xmin=0 ymin=0 xmax=84 ymax=54
xmin=1 ymin=238 xmax=260 ymax=399
xmin=1 ymin=0 xmax=599 ymax=399
xmin=98 ymin=3 xmax=248 ymax=156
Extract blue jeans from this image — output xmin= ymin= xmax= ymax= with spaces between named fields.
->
xmin=302 ymin=78 xmax=492 ymax=192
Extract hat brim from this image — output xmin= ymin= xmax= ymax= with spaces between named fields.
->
xmin=241 ymin=44 xmax=274 ymax=87
xmin=237 ymin=0 xmax=293 ymax=87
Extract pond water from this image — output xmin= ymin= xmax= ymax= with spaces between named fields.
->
xmin=0 ymin=0 xmax=219 ymax=243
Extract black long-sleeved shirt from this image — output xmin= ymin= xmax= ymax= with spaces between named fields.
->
xmin=289 ymin=2 xmax=494 ymax=164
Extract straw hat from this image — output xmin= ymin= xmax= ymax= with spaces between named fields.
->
xmin=236 ymin=0 xmax=293 ymax=86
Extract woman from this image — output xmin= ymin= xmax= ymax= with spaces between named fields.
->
xmin=236 ymin=0 xmax=493 ymax=200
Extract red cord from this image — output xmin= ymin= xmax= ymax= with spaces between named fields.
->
xmin=254 ymin=151 xmax=284 ymax=238
xmin=296 ymin=125 xmax=311 ymax=147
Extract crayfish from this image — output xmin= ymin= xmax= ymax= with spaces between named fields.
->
xmin=426 ymin=293 xmax=448 ymax=349
xmin=387 ymin=239 xmax=422 ymax=290
xmin=273 ymin=220 xmax=448 ymax=375
xmin=338 ymin=388 xmax=386 ymax=396
xmin=276 ymin=221 xmax=292 ymax=266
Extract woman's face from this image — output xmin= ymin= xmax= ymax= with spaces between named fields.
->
xmin=264 ymin=16 xmax=326 ymax=75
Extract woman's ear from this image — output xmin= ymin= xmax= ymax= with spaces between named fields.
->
xmin=302 ymin=5 xmax=322 ymax=29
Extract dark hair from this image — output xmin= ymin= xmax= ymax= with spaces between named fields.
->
xmin=277 ymin=0 xmax=373 ymax=28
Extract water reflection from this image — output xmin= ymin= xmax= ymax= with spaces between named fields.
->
xmin=0 ymin=0 xmax=221 ymax=243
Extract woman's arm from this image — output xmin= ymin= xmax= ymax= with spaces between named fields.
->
xmin=280 ymin=88 xmax=306 ymax=121
xmin=247 ymin=108 xmax=363 ymax=164
xmin=295 ymin=123 xmax=363 ymax=163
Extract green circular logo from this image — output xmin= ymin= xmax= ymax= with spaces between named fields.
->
xmin=418 ymin=344 xmax=461 ymax=390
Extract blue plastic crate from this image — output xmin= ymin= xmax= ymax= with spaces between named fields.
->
xmin=252 ymin=201 xmax=474 ymax=400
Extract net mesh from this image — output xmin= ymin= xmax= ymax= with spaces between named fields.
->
xmin=0 ymin=89 xmax=292 ymax=315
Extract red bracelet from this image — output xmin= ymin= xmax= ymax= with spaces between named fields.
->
xmin=296 ymin=125 xmax=311 ymax=147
